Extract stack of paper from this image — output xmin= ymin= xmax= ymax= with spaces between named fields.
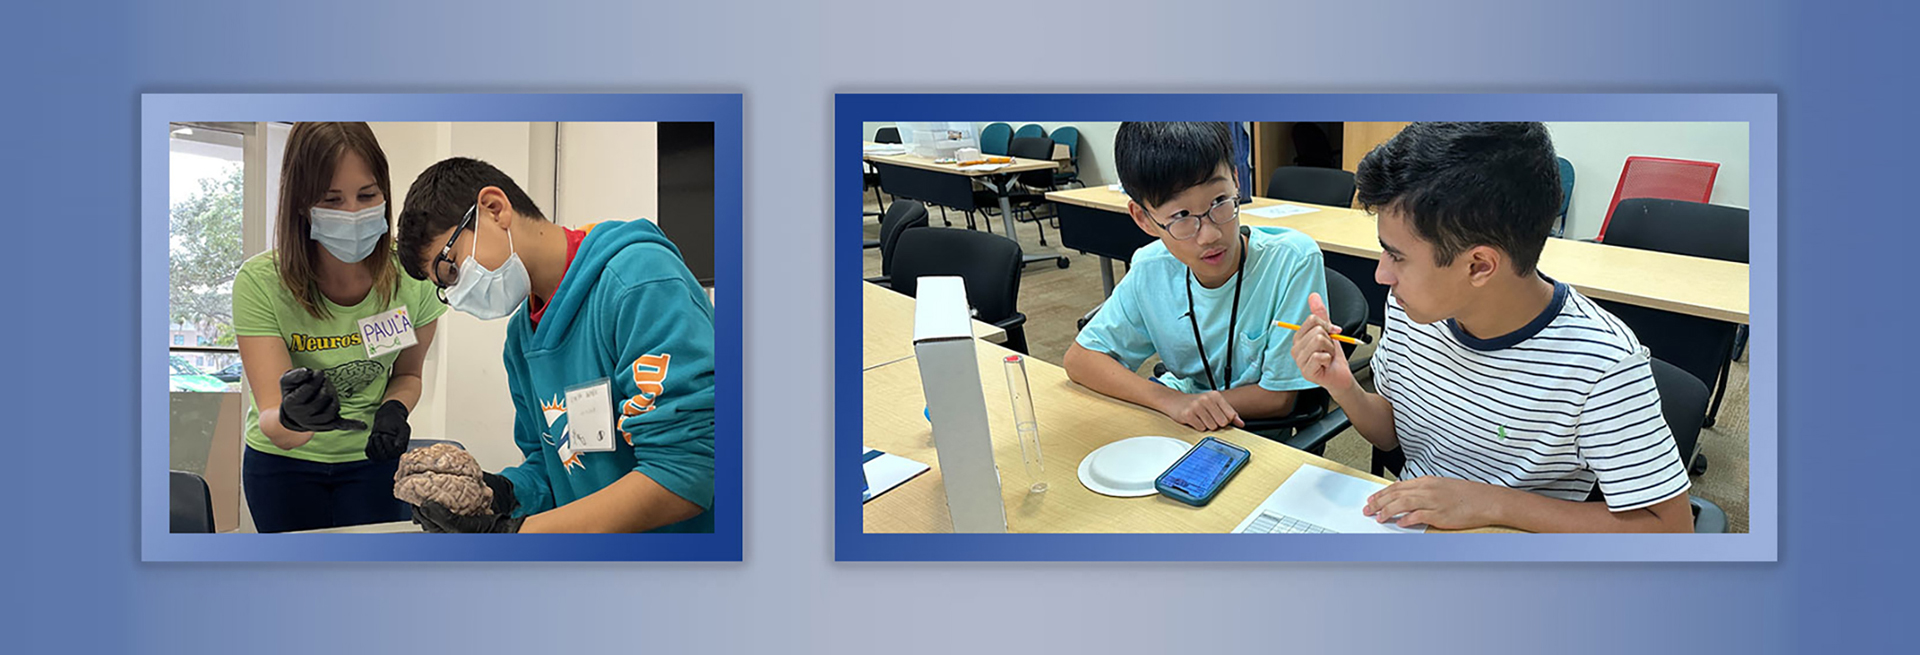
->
xmin=1244 ymin=204 xmax=1320 ymax=219
xmin=863 ymin=447 xmax=930 ymax=502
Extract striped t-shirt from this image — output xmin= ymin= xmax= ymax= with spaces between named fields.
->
xmin=1371 ymin=279 xmax=1692 ymax=512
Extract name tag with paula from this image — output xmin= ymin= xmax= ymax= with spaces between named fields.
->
xmin=358 ymin=308 xmax=419 ymax=359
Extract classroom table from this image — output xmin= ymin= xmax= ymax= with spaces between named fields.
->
xmin=1047 ymin=185 xmax=1750 ymax=427
xmin=863 ymin=281 xmax=1007 ymax=370
xmin=861 ymin=337 xmax=1514 ymax=533
xmin=1047 ymin=187 xmax=1749 ymax=323
xmin=290 ymin=521 xmax=422 ymax=534
xmin=863 ymin=146 xmax=1069 ymax=269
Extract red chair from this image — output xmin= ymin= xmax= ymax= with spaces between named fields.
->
xmin=1596 ymin=156 xmax=1719 ymax=242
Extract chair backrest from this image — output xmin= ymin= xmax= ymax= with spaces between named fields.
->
xmin=874 ymin=126 xmax=901 ymax=144
xmin=1013 ymin=123 xmax=1047 ymax=140
xmin=1556 ymin=156 xmax=1575 ymax=221
xmin=1322 ymin=267 xmax=1368 ymax=357
xmin=1599 ymin=156 xmax=1719 ymax=241
xmin=1290 ymin=122 xmax=1338 ymax=168
xmin=1008 ymin=136 xmax=1056 ymax=188
xmin=1266 ymin=166 xmax=1357 ymax=208
xmin=980 ymin=123 xmax=1013 ymax=156
xmin=891 ymin=228 xmax=1023 ymax=323
xmin=1602 ymin=198 xmax=1749 ymax=264
xmin=1649 ymin=357 xmax=1710 ymax=468
xmin=1050 ymin=126 xmax=1080 ymax=159
xmin=169 ymin=470 xmax=214 ymax=533
xmin=876 ymin=200 xmax=930 ymax=276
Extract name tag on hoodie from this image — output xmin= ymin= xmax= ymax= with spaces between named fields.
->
xmin=566 ymin=378 xmax=617 ymax=453
xmin=358 ymin=308 xmax=418 ymax=359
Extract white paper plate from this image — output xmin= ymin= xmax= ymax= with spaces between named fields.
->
xmin=1077 ymin=436 xmax=1193 ymax=497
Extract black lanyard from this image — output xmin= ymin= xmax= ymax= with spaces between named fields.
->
xmin=1186 ymin=231 xmax=1248 ymax=392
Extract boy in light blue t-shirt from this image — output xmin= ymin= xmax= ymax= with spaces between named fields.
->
xmin=1065 ymin=122 xmax=1326 ymax=432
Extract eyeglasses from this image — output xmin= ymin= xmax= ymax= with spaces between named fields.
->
xmin=431 ymin=205 xmax=478 ymax=303
xmin=1146 ymin=195 xmax=1240 ymax=241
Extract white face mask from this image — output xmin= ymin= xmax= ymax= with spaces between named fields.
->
xmin=444 ymin=217 xmax=531 ymax=321
xmin=309 ymin=203 xmax=389 ymax=263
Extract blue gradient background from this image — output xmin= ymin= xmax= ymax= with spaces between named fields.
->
xmin=3 ymin=0 xmax=1912 ymax=653
xmin=141 ymin=94 xmax=743 ymax=561
xmin=837 ymin=94 xmax=1776 ymax=562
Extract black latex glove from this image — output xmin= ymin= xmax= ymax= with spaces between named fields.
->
xmin=412 ymin=500 xmax=524 ymax=533
xmin=481 ymin=471 xmax=519 ymax=515
xmin=363 ymin=400 xmax=411 ymax=460
xmin=277 ymin=368 xmax=366 ymax=433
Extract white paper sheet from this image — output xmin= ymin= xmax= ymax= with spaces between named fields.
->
xmin=863 ymin=447 xmax=931 ymax=503
xmin=958 ymin=163 xmax=1008 ymax=173
xmin=1244 ymin=203 xmax=1320 ymax=219
xmin=1233 ymin=464 xmax=1426 ymax=534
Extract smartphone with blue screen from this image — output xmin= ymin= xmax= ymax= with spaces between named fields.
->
xmin=1154 ymin=436 xmax=1252 ymax=506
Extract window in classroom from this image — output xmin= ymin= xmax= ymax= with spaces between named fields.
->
xmin=168 ymin=123 xmax=247 ymax=393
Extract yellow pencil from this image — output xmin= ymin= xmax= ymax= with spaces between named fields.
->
xmin=1274 ymin=320 xmax=1362 ymax=345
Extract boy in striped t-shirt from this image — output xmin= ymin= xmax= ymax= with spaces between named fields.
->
xmin=1289 ymin=122 xmax=1693 ymax=533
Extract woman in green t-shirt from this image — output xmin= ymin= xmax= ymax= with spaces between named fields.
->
xmin=232 ymin=122 xmax=447 ymax=533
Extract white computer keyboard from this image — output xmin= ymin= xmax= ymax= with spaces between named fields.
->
xmin=1238 ymin=511 xmax=1333 ymax=534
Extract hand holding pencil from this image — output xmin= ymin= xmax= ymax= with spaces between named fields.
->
xmin=1287 ymin=292 xmax=1357 ymax=391
xmin=1275 ymin=320 xmax=1362 ymax=345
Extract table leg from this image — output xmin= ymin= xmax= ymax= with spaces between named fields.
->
xmin=1100 ymin=256 xmax=1116 ymax=296
xmin=989 ymin=178 xmax=1069 ymax=270
xmin=997 ymin=194 xmax=1019 ymax=242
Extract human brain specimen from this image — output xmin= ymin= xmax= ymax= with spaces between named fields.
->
xmin=393 ymin=443 xmax=492 ymax=515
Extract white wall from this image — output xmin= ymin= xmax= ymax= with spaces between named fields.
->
xmin=1545 ymin=122 xmax=1749 ymax=240
xmin=368 ymin=122 xmax=658 ymax=474
xmin=863 ymin=121 xmax=1122 ymax=186
xmin=557 ymin=122 xmax=659 ymax=226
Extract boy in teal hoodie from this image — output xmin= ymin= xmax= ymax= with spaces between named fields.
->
xmin=395 ymin=157 xmax=715 ymax=533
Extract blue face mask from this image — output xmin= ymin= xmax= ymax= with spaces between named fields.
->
xmin=445 ymin=220 xmax=532 ymax=321
xmin=309 ymin=203 xmax=389 ymax=263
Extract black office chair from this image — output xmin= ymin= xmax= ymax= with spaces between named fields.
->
xmin=169 ymin=470 xmax=215 ymax=534
xmin=863 ymin=166 xmax=888 ymax=217
xmin=1241 ymin=268 xmax=1371 ymax=453
xmin=1602 ymin=197 xmax=1749 ymax=439
xmin=891 ymin=228 xmax=1029 ymax=354
xmin=1266 ymin=166 xmax=1357 ymax=208
xmin=1006 ymin=136 xmax=1063 ymax=244
xmin=1643 ymin=357 xmax=1730 ymax=533
xmin=1606 ymin=198 xmax=1749 ymax=264
xmin=1291 ymin=122 xmax=1339 ymax=168
xmin=874 ymin=127 xmax=901 ymax=144
xmin=862 ymin=200 xmax=930 ymax=288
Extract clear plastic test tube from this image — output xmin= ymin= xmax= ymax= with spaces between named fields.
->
xmin=1003 ymin=355 xmax=1047 ymax=494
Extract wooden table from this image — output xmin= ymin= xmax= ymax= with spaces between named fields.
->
xmin=863 ymin=147 xmax=1067 ymax=269
xmin=1047 ymin=186 xmax=1749 ymax=325
xmin=863 ymin=281 xmax=1006 ymax=370
xmin=289 ymin=521 xmax=422 ymax=534
xmin=862 ymin=337 xmax=1512 ymax=533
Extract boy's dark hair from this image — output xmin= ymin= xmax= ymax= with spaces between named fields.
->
xmin=1356 ymin=122 xmax=1561 ymax=275
xmin=396 ymin=157 xmax=548 ymax=280
xmin=1114 ymin=122 xmax=1234 ymax=210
